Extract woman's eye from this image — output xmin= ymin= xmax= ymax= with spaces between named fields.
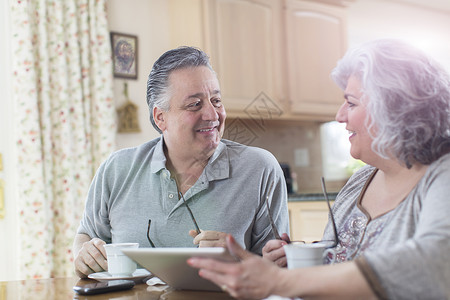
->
xmin=345 ymin=99 xmax=356 ymax=108
xmin=345 ymin=95 xmax=360 ymax=109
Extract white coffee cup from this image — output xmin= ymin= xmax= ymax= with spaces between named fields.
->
xmin=103 ymin=243 xmax=139 ymax=277
xmin=283 ymin=241 xmax=334 ymax=269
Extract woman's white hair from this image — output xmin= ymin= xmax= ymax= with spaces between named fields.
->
xmin=331 ymin=39 xmax=450 ymax=168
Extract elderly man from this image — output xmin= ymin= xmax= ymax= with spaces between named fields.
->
xmin=73 ymin=46 xmax=289 ymax=278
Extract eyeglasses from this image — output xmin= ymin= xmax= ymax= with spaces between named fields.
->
xmin=147 ymin=190 xmax=201 ymax=248
xmin=264 ymin=181 xmax=281 ymax=240
xmin=178 ymin=191 xmax=201 ymax=234
xmin=321 ymin=177 xmax=339 ymax=248
xmin=264 ymin=177 xmax=339 ymax=248
xmin=147 ymin=219 xmax=156 ymax=248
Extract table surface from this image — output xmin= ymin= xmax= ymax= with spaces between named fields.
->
xmin=0 ymin=277 xmax=235 ymax=300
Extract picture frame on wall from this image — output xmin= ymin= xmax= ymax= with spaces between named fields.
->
xmin=111 ymin=32 xmax=138 ymax=79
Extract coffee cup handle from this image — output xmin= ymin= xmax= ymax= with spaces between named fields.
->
xmin=323 ymin=248 xmax=336 ymax=264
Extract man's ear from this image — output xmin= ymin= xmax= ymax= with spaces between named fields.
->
xmin=153 ymin=106 xmax=166 ymax=132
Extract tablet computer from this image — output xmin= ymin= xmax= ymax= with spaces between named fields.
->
xmin=122 ymin=247 xmax=237 ymax=292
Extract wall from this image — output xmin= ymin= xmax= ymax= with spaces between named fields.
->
xmin=107 ymin=0 xmax=169 ymax=150
xmin=347 ymin=0 xmax=450 ymax=71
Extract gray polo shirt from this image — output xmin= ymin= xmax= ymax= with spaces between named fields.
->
xmin=77 ymin=136 xmax=289 ymax=254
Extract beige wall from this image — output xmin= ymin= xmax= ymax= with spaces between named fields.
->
xmin=347 ymin=0 xmax=450 ymax=71
xmin=107 ymin=0 xmax=169 ymax=150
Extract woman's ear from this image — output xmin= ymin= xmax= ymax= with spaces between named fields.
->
xmin=153 ymin=106 xmax=165 ymax=132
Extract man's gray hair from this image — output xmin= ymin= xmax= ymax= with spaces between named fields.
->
xmin=146 ymin=46 xmax=213 ymax=133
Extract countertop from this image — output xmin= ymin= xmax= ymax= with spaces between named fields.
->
xmin=288 ymin=192 xmax=338 ymax=202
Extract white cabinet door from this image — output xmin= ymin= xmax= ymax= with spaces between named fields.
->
xmin=288 ymin=201 xmax=333 ymax=242
xmin=284 ymin=0 xmax=347 ymax=120
xmin=203 ymin=0 xmax=287 ymax=115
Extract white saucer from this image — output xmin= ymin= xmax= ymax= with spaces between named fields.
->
xmin=88 ymin=268 xmax=152 ymax=282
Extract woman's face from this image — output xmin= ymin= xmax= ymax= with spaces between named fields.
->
xmin=335 ymin=75 xmax=377 ymax=163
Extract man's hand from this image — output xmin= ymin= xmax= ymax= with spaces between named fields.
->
xmin=262 ymin=233 xmax=290 ymax=267
xmin=73 ymin=234 xmax=108 ymax=278
xmin=189 ymin=229 xmax=228 ymax=248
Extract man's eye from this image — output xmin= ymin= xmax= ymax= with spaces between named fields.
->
xmin=212 ymin=99 xmax=222 ymax=108
xmin=187 ymin=101 xmax=201 ymax=109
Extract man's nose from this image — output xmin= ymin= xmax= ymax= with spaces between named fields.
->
xmin=202 ymin=101 xmax=219 ymax=120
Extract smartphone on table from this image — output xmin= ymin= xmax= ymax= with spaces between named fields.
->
xmin=73 ymin=279 xmax=135 ymax=295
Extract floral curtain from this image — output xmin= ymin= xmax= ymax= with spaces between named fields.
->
xmin=10 ymin=0 xmax=116 ymax=278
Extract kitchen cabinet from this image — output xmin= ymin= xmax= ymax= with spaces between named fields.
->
xmin=168 ymin=0 xmax=351 ymax=121
xmin=288 ymin=200 xmax=333 ymax=242
xmin=284 ymin=0 xmax=348 ymax=119
xmin=202 ymin=0 xmax=287 ymax=116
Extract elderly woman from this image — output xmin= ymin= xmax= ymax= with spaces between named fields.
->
xmin=188 ymin=39 xmax=450 ymax=299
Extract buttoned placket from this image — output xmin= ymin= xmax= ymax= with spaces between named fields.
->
xmin=160 ymin=169 xmax=212 ymax=221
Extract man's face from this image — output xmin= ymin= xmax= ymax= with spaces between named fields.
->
xmin=154 ymin=66 xmax=226 ymax=160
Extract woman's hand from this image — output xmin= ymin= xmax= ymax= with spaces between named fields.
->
xmin=188 ymin=235 xmax=375 ymax=300
xmin=262 ymin=233 xmax=290 ymax=267
xmin=188 ymin=235 xmax=283 ymax=299
xmin=189 ymin=229 xmax=228 ymax=248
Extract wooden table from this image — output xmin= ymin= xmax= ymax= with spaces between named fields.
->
xmin=0 ymin=277 xmax=235 ymax=300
